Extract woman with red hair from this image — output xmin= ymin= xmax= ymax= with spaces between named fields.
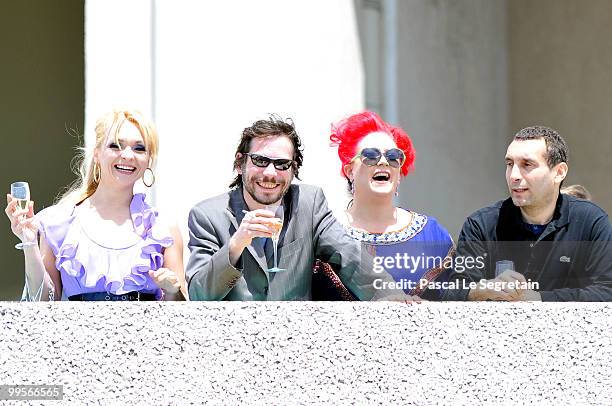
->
xmin=328 ymin=111 xmax=454 ymax=300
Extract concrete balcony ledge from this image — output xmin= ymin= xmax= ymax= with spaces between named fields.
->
xmin=1 ymin=302 xmax=610 ymax=405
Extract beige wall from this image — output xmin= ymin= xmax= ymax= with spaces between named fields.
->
xmin=509 ymin=0 xmax=612 ymax=214
xmin=393 ymin=0 xmax=611 ymax=239
xmin=0 ymin=1 xmax=84 ymax=299
xmin=394 ymin=0 xmax=510 ymax=239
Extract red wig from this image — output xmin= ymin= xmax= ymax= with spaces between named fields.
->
xmin=329 ymin=111 xmax=415 ymax=178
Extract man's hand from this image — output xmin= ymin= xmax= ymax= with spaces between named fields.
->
xmin=518 ymin=289 xmax=542 ymax=301
xmin=228 ymin=209 xmax=277 ymax=265
xmin=468 ymin=270 xmax=527 ymax=301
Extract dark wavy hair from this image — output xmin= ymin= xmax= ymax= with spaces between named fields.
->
xmin=230 ymin=115 xmax=304 ymax=189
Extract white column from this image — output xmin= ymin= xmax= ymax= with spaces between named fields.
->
xmin=85 ymin=0 xmax=154 ymax=143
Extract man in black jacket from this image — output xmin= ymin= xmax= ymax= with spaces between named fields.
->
xmin=445 ymin=126 xmax=612 ymax=301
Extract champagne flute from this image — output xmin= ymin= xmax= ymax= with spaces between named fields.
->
xmin=265 ymin=204 xmax=286 ymax=272
xmin=10 ymin=181 xmax=36 ymax=249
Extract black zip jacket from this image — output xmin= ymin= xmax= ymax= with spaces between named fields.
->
xmin=444 ymin=194 xmax=612 ymax=301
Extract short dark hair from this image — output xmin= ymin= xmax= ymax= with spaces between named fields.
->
xmin=513 ymin=125 xmax=569 ymax=168
xmin=561 ymin=184 xmax=592 ymax=201
xmin=230 ymin=115 xmax=304 ymax=189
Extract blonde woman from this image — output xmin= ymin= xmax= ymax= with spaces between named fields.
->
xmin=5 ymin=109 xmax=186 ymax=301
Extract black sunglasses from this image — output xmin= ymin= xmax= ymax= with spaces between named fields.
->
xmin=353 ymin=148 xmax=405 ymax=168
xmin=245 ymin=153 xmax=294 ymax=171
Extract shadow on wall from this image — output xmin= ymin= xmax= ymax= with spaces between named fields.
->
xmin=0 ymin=1 xmax=84 ymax=299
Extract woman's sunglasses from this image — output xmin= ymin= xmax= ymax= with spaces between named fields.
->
xmin=245 ymin=153 xmax=294 ymax=171
xmin=353 ymin=148 xmax=405 ymax=168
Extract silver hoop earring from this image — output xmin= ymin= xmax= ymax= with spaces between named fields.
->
xmin=350 ymin=180 xmax=355 ymax=195
xmin=143 ymin=167 xmax=155 ymax=187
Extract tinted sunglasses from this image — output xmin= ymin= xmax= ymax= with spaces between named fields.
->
xmin=353 ymin=148 xmax=405 ymax=168
xmin=245 ymin=153 xmax=294 ymax=171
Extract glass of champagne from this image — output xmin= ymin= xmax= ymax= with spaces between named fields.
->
xmin=265 ymin=204 xmax=286 ymax=272
xmin=495 ymin=260 xmax=515 ymax=278
xmin=10 ymin=181 xmax=36 ymax=249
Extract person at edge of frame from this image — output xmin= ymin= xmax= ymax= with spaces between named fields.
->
xmin=444 ymin=125 xmax=612 ymax=302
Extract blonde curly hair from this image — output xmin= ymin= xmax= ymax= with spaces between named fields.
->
xmin=59 ymin=109 xmax=159 ymax=205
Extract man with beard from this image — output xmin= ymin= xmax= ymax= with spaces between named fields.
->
xmin=186 ymin=115 xmax=395 ymax=300
xmin=445 ymin=126 xmax=612 ymax=301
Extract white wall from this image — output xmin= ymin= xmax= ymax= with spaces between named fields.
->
xmin=85 ymin=0 xmax=154 ymax=196
xmin=85 ymin=0 xmax=154 ymax=136
xmin=3 ymin=302 xmax=610 ymax=404
xmin=86 ymin=0 xmax=364 ymax=252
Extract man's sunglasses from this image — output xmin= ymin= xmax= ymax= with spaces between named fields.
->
xmin=245 ymin=153 xmax=294 ymax=171
xmin=353 ymin=148 xmax=405 ymax=168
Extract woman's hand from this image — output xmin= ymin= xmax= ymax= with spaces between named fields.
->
xmin=149 ymin=267 xmax=181 ymax=294
xmin=404 ymin=295 xmax=426 ymax=305
xmin=374 ymin=293 xmax=426 ymax=303
xmin=5 ymin=194 xmax=38 ymax=244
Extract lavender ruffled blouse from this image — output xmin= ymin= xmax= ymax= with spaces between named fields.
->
xmin=37 ymin=193 xmax=173 ymax=299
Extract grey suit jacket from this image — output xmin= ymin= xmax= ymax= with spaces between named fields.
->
xmin=186 ymin=184 xmax=391 ymax=300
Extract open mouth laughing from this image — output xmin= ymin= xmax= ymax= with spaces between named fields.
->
xmin=371 ymin=169 xmax=391 ymax=183
xmin=114 ymin=164 xmax=137 ymax=174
